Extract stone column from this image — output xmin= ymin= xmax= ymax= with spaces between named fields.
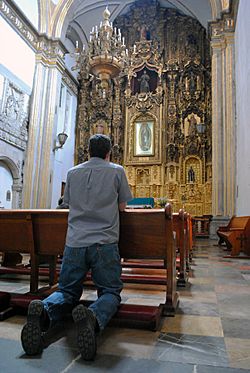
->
xmin=12 ymin=183 xmax=23 ymax=209
xmin=210 ymin=17 xmax=236 ymax=237
xmin=23 ymin=39 xmax=66 ymax=208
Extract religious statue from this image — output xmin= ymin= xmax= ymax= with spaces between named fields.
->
xmin=138 ymin=70 xmax=150 ymax=93
xmin=95 ymin=123 xmax=105 ymax=134
xmin=139 ymin=122 xmax=151 ymax=151
xmin=188 ymin=166 xmax=195 ymax=182
xmin=188 ymin=114 xmax=197 ymax=137
xmin=139 ymin=24 xmax=147 ymax=40
xmin=189 ymin=72 xmax=196 ymax=93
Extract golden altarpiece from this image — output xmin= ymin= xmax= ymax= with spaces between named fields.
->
xmin=75 ymin=0 xmax=212 ymax=215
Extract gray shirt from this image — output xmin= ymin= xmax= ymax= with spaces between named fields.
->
xmin=63 ymin=157 xmax=132 ymax=247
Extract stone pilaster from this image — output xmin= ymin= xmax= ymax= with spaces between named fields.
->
xmin=23 ymin=40 xmax=66 ymax=208
xmin=224 ymin=32 xmax=236 ymax=216
xmin=210 ymin=37 xmax=224 ymax=217
xmin=209 ymin=15 xmax=236 ymax=237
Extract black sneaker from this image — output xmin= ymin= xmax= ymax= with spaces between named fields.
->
xmin=21 ymin=300 xmax=46 ymax=355
xmin=72 ymin=304 xmax=97 ymax=361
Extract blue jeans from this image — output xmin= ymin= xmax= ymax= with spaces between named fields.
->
xmin=43 ymin=243 xmax=123 ymax=330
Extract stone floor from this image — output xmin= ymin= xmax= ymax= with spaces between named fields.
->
xmin=0 ymin=239 xmax=250 ymax=373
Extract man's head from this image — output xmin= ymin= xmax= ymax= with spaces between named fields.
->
xmin=88 ymin=134 xmax=111 ymax=159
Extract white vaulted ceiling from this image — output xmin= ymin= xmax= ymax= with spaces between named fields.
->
xmin=12 ymin=0 xmax=225 ymax=46
xmin=55 ymin=0 xmax=223 ymax=47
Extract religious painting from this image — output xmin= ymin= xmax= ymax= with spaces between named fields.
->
xmin=134 ymin=120 xmax=154 ymax=156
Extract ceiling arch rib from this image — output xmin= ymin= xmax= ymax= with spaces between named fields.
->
xmin=52 ymin=0 xmax=74 ymax=39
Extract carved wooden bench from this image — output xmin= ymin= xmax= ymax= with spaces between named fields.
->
xmin=217 ymin=216 xmax=250 ymax=257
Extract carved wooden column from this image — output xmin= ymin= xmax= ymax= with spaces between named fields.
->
xmin=210 ymin=16 xmax=236 ymax=236
xmin=23 ymin=39 xmax=66 ymax=208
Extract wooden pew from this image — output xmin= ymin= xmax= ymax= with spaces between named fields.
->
xmin=31 ymin=210 xmax=68 ymax=289
xmin=184 ymin=212 xmax=193 ymax=268
xmin=217 ymin=216 xmax=250 ymax=257
xmin=119 ymin=204 xmax=179 ymax=315
xmin=0 ymin=211 xmax=37 ymax=292
xmin=0 ymin=210 xmax=67 ymax=292
xmin=122 ymin=209 xmax=189 ymax=287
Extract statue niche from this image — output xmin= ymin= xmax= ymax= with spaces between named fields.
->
xmin=184 ymin=113 xmax=200 ymax=138
xmin=132 ymin=68 xmax=158 ymax=95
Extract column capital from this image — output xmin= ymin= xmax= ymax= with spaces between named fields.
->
xmin=12 ymin=183 xmax=22 ymax=192
xmin=36 ymin=37 xmax=67 ymax=73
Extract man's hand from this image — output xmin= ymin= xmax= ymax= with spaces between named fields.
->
xmin=119 ymin=202 xmax=127 ymax=212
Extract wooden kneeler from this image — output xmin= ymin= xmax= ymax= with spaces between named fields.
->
xmin=0 ymin=291 xmax=13 ymax=321
xmin=8 ymin=293 xmax=162 ymax=331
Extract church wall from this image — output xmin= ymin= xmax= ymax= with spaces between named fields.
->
xmin=0 ymin=17 xmax=35 ymax=88
xmin=50 ymin=84 xmax=77 ymax=208
xmin=235 ymin=0 xmax=250 ymax=215
xmin=11 ymin=0 xmax=38 ymax=30
xmin=0 ymin=16 xmax=35 ymax=208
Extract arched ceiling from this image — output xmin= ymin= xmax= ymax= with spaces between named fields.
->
xmin=11 ymin=1 xmax=227 ymax=45
xmin=51 ymin=0 xmax=224 ymax=47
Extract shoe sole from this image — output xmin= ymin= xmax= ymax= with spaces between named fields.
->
xmin=21 ymin=301 xmax=44 ymax=355
xmin=72 ymin=305 xmax=96 ymax=361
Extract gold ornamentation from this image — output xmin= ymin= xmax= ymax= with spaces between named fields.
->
xmin=75 ymin=1 xmax=212 ymax=215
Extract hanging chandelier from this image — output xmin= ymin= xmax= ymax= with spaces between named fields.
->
xmin=74 ymin=7 xmax=128 ymax=91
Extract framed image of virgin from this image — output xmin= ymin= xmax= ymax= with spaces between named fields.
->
xmin=134 ymin=120 xmax=154 ymax=156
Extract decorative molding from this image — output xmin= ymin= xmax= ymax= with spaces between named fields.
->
xmin=0 ymin=0 xmax=70 ymax=67
xmin=0 ymin=0 xmax=38 ymax=50
xmin=0 ymin=75 xmax=29 ymax=151
xmin=62 ymin=68 xmax=79 ymax=96
xmin=0 ymin=0 xmax=80 ymax=96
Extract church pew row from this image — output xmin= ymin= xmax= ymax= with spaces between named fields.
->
xmin=0 ymin=209 xmax=192 ymax=288
xmin=0 ymin=205 xmax=179 ymax=316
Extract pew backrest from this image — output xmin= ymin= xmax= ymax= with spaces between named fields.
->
xmin=119 ymin=207 xmax=174 ymax=259
xmin=0 ymin=210 xmax=34 ymax=254
xmin=31 ymin=210 xmax=68 ymax=255
xmin=226 ymin=216 xmax=249 ymax=230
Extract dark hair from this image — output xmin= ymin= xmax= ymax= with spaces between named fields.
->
xmin=88 ymin=134 xmax=111 ymax=159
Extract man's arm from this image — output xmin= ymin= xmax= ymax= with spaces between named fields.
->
xmin=118 ymin=168 xmax=133 ymax=210
xmin=63 ymin=173 xmax=70 ymax=206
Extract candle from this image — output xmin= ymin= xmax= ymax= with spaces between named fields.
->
xmin=76 ymin=40 xmax=79 ymax=48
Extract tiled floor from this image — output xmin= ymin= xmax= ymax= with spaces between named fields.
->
xmin=0 ymin=240 xmax=250 ymax=372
